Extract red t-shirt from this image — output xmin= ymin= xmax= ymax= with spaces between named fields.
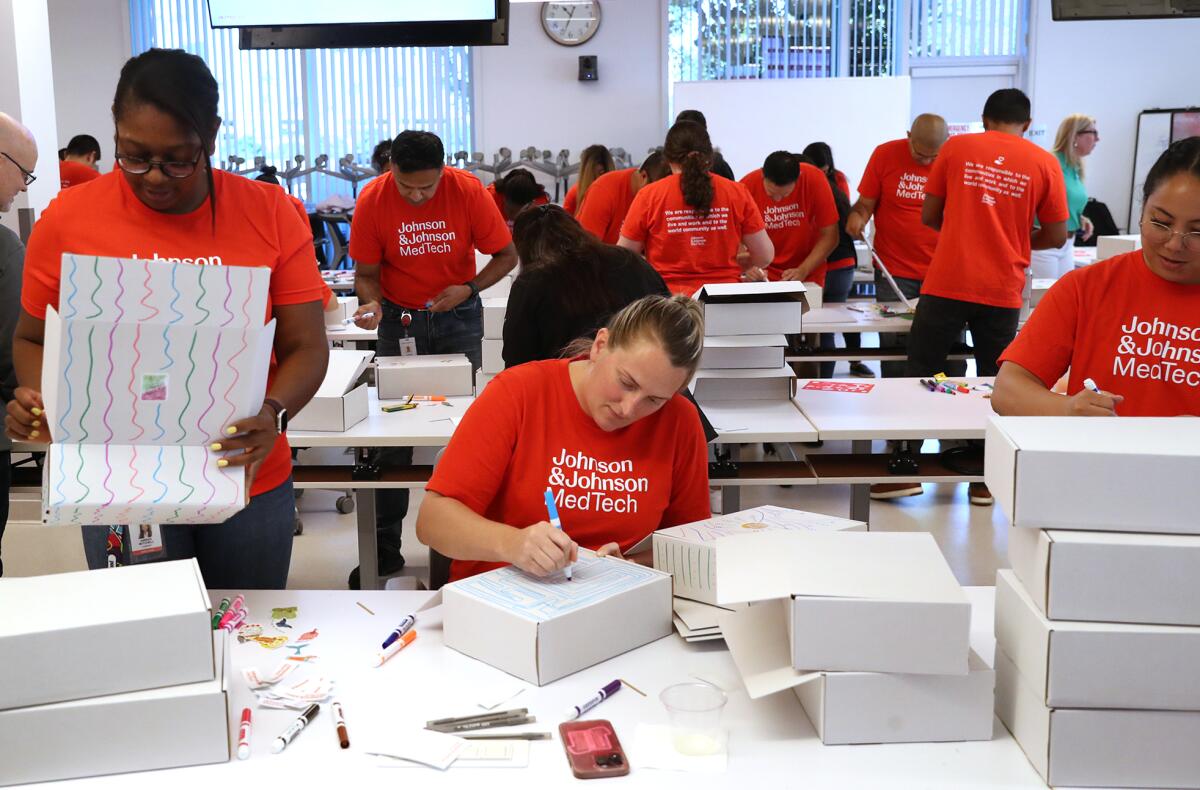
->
xmin=739 ymin=166 xmax=839 ymax=286
xmin=576 ymin=168 xmax=636 ymax=245
xmin=427 ymin=358 xmax=711 ymax=581
xmin=857 ymin=139 xmax=940 ymax=282
xmin=621 ymin=174 xmax=765 ymax=295
xmin=22 ymin=169 xmax=325 ymax=497
xmin=922 ymin=131 xmax=1069 ymax=308
xmin=349 ymin=168 xmax=511 ymax=309
xmin=562 ymin=183 xmax=579 ymax=215
xmin=999 ymin=251 xmax=1200 ymax=416
xmin=59 ymin=161 xmax=100 ymax=190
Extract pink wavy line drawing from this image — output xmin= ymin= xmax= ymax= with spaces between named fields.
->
xmin=139 ymin=260 xmax=160 ymax=322
xmin=196 ymin=332 xmax=221 ymax=440
xmin=221 ymin=328 xmax=248 ymax=429
xmin=100 ymin=444 xmax=116 ymax=508
xmin=99 ymin=265 xmax=126 ymax=444
xmin=129 ymin=324 xmax=145 ymax=442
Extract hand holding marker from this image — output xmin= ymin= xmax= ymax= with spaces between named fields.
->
xmin=544 ymin=486 xmax=573 ymax=580
xmin=1084 ymin=377 xmax=1119 ymax=416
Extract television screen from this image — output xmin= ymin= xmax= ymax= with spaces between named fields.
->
xmin=209 ymin=0 xmax=497 ymax=28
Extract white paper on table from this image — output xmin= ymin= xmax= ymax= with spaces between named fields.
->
xmin=673 ymin=616 xmax=723 ymax=642
xmin=452 ymin=740 xmax=531 ymax=768
xmin=673 ymin=598 xmax=738 ymax=632
xmin=718 ymin=600 xmax=821 ymax=699
xmin=474 ymin=680 xmax=527 ymax=711
xmin=632 ymin=724 xmax=727 ymax=774
xmin=366 ymin=729 xmax=469 ymax=770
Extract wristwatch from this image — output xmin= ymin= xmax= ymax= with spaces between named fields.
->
xmin=464 ymin=280 xmax=479 ymax=299
xmin=263 ymin=397 xmax=288 ymax=435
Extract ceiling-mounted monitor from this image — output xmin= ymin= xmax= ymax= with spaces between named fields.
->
xmin=1052 ymin=0 xmax=1200 ymax=20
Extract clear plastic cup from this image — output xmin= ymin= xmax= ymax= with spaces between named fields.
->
xmin=659 ymin=682 xmax=727 ymax=755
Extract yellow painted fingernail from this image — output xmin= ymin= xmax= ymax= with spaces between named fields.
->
xmin=30 ymin=430 xmax=39 ymax=438
xmin=32 ymin=420 xmax=40 ymax=427
xmin=210 ymin=443 xmax=222 ymax=451
xmin=217 ymin=459 xmax=229 ymax=468
xmin=31 ymin=407 xmax=42 ymax=416
xmin=225 ymin=426 xmax=238 ymax=436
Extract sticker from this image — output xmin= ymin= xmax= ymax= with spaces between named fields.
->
xmin=286 ymin=643 xmax=311 ymax=657
xmin=275 ymin=618 xmax=293 ymax=629
xmin=740 ymin=522 xmax=767 ymax=530
xmin=140 ymin=373 xmax=168 ymax=401
xmin=253 ymin=636 xmax=288 ymax=650
xmin=242 ymin=662 xmax=298 ymax=689
xmin=297 ymin=628 xmax=319 ymax=642
xmin=286 ymin=655 xmax=319 ymax=663
xmin=236 ymin=623 xmax=263 ymax=642
xmin=271 ymin=607 xmax=298 ymax=620
xmin=801 ymin=380 xmax=875 ymax=394
xmin=131 ymin=524 xmax=164 ymax=558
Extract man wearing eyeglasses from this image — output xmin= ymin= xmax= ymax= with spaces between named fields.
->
xmin=0 ymin=111 xmax=38 ymax=576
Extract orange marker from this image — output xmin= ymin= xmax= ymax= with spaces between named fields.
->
xmin=405 ymin=395 xmax=446 ymax=402
xmin=373 ymin=629 xmax=417 ymax=666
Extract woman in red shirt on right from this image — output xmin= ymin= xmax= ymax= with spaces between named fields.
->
xmin=993 ymin=137 xmax=1200 ymax=417
xmin=619 ymin=121 xmax=773 ymax=295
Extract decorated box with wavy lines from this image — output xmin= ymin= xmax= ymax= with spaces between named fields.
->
xmin=40 ymin=254 xmax=274 ymax=525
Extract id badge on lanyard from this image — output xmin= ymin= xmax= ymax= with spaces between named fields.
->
xmin=131 ymin=524 xmax=165 ymax=561
xmin=398 ymin=310 xmax=417 ymax=356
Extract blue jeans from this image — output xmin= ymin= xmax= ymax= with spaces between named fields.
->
xmin=373 ymin=296 xmax=483 ymax=559
xmin=81 ymin=477 xmax=297 ymax=589
xmin=818 ymin=265 xmax=862 ymax=378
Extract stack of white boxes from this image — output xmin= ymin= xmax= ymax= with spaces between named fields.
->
xmin=0 ymin=560 xmax=229 ymax=785
xmin=690 ymin=283 xmax=806 ymax=404
xmin=478 ymin=295 xmax=507 ymax=394
xmin=715 ymin=530 xmax=995 ymax=746
xmin=986 ymin=416 xmax=1200 ymax=789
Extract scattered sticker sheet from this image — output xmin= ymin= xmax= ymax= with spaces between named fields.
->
xmin=42 ymin=254 xmax=274 ymax=525
xmin=801 ymin=380 xmax=875 ymax=394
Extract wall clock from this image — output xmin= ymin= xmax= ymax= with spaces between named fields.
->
xmin=541 ymin=1 xmax=601 ymax=46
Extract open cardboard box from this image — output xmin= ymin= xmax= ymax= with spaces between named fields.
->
xmin=995 ymin=570 xmax=1200 ymax=710
xmin=442 ymin=550 xmax=672 ymax=686
xmin=986 ymin=416 xmax=1200 ymax=534
xmin=290 ymin=349 xmax=373 ymax=431
xmin=714 ymin=532 xmax=970 ymax=675
xmin=996 ymin=646 xmax=1200 ymax=789
xmin=653 ymin=506 xmax=865 ymax=605
xmin=699 ymin=334 xmax=787 ymax=370
xmin=691 ymin=363 xmax=796 ymax=402
xmin=1008 ymin=525 xmax=1200 ymax=626
xmin=693 ymin=282 xmax=808 ymax=336
xmin=0 ymin=559 xmax=214 ymax=711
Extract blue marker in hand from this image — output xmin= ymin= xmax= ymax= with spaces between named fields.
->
xmin=543 ymin=486 xmax=573 ymax=580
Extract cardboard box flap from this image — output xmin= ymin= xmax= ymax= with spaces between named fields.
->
xmin=694 ymin=281 xmax=808 ymax=308
xmin=990 ymin=415 xmax=1200 ymax=456
xmin=692 ymin=363 xmax=796 ymax=381
xmin=376 ymin=353 xmax=471 ymax=370
xmin=713 ymin=532 xmax=967 ymax=607
xmin=719 ymin=599 xmax=821 ymax=698
xmin=658 ymin=505 xmax=864 ymax=543
xmin=315 ymin=350 xmax=374 ymax=398
xmin=702 ymin=334 xmax=787 ymax=348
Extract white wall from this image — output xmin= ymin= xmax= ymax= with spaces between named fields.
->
xmin=1029 ymin=0 xmax=1200 ymax=231
xmin=48 ymin=0 xmax=130 ymax=158
xmin=472 ymin=0 xmax=665 ymax=177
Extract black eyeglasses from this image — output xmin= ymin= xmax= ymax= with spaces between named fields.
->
xmin=115 ymin=151 xmax=204 ymax=179
xmin=1 ymin=152 xmax=36 ymax=186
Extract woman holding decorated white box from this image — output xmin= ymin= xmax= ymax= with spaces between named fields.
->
xmin=992 ymin=137 xmax=1200 ymax=417
xmin=417 ymin=295 xmax=711 ymax=582
xmin=4 ymin=49 xmax=328 ymax=588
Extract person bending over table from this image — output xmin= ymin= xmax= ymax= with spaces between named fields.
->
xmin=993 ymin=137 xmax=1200 ymax=417
xmin=563 ymin=144 xmax=614 ymax=216
xmin=576 ymin=152 xmax=671 ymax=245
xmin=5 ymin=49 xmax=329 ymax=589
xmin=417 ymin=295 xmax=712 ymax=582
xmin=485 ymin=167 xmax=549 ymax=229
xmin=619 ymin=121 xmax=773 ymax=295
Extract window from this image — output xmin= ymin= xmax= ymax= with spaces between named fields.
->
xmin=908 ymin=0 xmax=1026 ymax=58
xmin=128 ymin=0 xmax=473 ymax=202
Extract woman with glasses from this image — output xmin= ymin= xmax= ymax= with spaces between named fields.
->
xmin=1031 ymin=115 xmax=1100 ymax=280
xmin=993 ymin=137 xmax=1200 ymax=417
xmin=4 ymin=48 xmax=329 ymax=589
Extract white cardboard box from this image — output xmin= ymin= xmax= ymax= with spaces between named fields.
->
xmin=442 ymin=551 xmax=672 ymax=686
xmin=482 ymin=296 xmax=507 ymax=339
xmin=986 ymin=416 xmax=1200 ymax=533
xmin=1096 ymin=233 xmax=1141 ymax=260
xmin=691 ymin=363 xmax=796 ymax=402
xmin=0 ymin=631 xmax=230 ymax=786
xmin=376 ymin=354 xmax=474 ymax=398
xmin=653 ymin=506 xmax=866 ymax=605
xmin=1008 ymin=526 xmax=1200 ymax=626
xmin=289 ymin=349 xmax=373 ymax=432
xmin=699 ymin=334 xmax=786 ymax=370
xmin=795 ymin=650 xmax=995 ymax=745
xmin=995 ymin=647 xmax=1200 ymax=789
xmin=995 ymin=569 xmax=1200 ymax=710
xmin=481 ymin=274 xmax=513 ymax=299
xmin=694 ymin=282 xmax=809 ymax=336
xmin=481 ymin=337 xmax=504 ymax=374
xmin=714 ymin=532 xmax=970 ymax=675
xmin=475 ymin=369 xmax=497 ymax=396
xmin=324 ymin=294 xmax=359 ymax=325
xmin=0 ymin=559 xmax=214 ymax=711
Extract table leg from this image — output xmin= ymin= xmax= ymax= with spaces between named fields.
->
xmin=850 ymin=439 xmax=871 ymax=525
xmin=720 ymin=445 xmax=741 ymax=513
xmin=356 ymin=489 xmax=381 ymax=590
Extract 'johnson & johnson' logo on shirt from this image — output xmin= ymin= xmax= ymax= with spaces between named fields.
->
xmin=395 ymin=220 xmax=457 ymax=257
xmin=131 ymin=251 xmax=224 ymax=266
xmin=762 ymin=202 xmax=806 ymax=230
xmin=895 ymin=172 xmax=928 ymax=201
xmin=1115 ymin=315 xmax=1200 ymax=387
xmin=548 ymin=448 xmax=648 ymax=514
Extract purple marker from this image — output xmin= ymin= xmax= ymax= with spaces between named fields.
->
xmin=566 ymin=679 xmax=622 ymax=720
xmin=381 ymin=614 xmax=416 ymax=649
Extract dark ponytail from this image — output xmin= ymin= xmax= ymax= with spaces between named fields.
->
xmin=1143 ymin=136 xmax=1200 ymax=203
xmin=664 ymin=121 xmax=714 ymax=219
xmin=113 ymin=49 xmax=220 ymax=228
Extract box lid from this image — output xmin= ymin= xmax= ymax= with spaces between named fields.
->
xmin=657 ymin=505 xmax=864 ymax=543
xmin=713 ymin=532 xmax=966 ymax=607
xmin=315 ymin=349 xmax=374 ymax=398
xmin=702 ymin=334 xmax=787 ymax=349
xmin=694 ymin=282 xmax=808 ymax=308
xmin=376 ymin=353 xmax=471 ymax=370
xmin=989 ymin=416 xmax=1199 ymax=456
xmin=692 ymin=363 xmax=795 ymax=381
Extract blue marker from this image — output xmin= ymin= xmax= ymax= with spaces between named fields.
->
xmin=381 ymin=614 xmax=416 ymax=649
xmin=543 ymin=486 xmax=573 ymax=580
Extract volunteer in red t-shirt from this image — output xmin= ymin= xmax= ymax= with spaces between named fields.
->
xmin=994 ymin=137 xmax=1200 ymax=418
xmin=417 ymin=295 xmax=711 ymax=582
xmin=5 ymin=50 xmax=329 ymax=589
xmin=347 ymin=130 xmax=517 ymax=588
xmin=576 ymin=152 xmax=671 ymax=245
xmin=58 ymin=134 xmax=102 ymax=190
xmin=484 ymin=167 xmax=548 ymax=228
xmin=619 ymin=121 xmax=773 ymax=295
xmin=563 ymin=144 xmax=614 ymax=216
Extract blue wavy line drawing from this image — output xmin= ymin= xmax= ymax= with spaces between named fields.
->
xmin=64 ymin=255 xmax=80 ymax=319
xmin=151 ymin=445 xmax=168 ymax=503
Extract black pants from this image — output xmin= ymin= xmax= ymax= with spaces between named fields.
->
xmin=0 ymin=450 xmax=9 ymax=577
xmin=905 ymin=294 xmax=1019 ymax=378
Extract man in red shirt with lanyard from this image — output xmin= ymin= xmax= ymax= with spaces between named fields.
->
xmin=349 ymin=130 xmax=517 ymax=587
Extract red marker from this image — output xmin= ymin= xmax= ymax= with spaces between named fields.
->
xmin=237 ymin=708 xmax=252 ymax=759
